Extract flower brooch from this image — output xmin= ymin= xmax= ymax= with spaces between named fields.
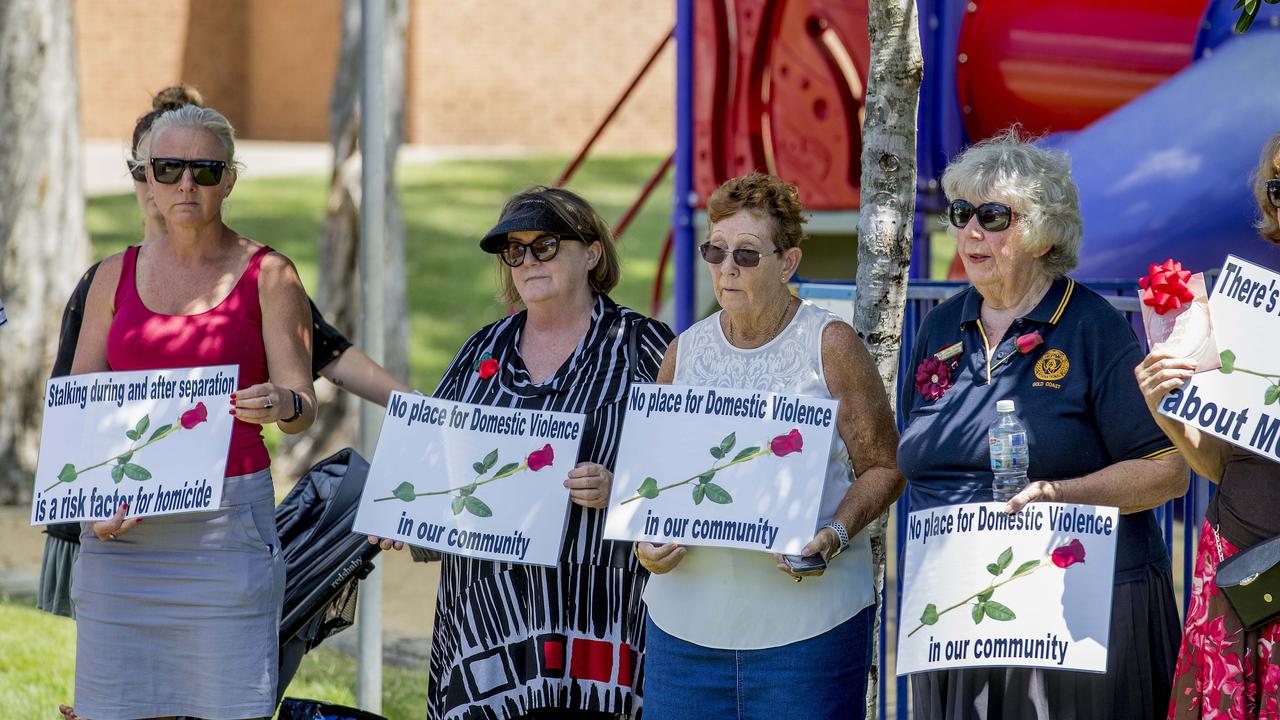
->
xmin=474 ymin=352 xmax=499 ymax=380
xmin=915 ymin=331 xmax=1044 ymax=402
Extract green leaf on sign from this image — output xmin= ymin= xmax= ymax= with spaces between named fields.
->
xmin=1014 ymin=559 xmax=1041 ymax=577
xmin=702 ymin=482 xmax=733 ymax=504
xmin=637 ymin=477 xmax=659 ymax=499
xmin=696 ymin=472 xmax=715 ymax=484
xmin=392 ymin=481 xmax=416 ymax=502
xmin=986 ymin=563 xmax=1002 ymax=576
xmin=122 ymin=463 xmax=151 ymax=481
xmin=481 ymin=449 xmax=499 ymax=473
xmin=149 ymin=424 xmax=173 ymax=442
xmin=996 ymin=547 xmax=1013 ymax=572
xmin=984 ymin=601 xmax=1016 ymax=621
xmin=117 ymin=451 xmax=133 ymax=464
xmin=126 ymin=429 xmax=139 ymax=441
xmin=135 ymin=415 xmax=150 ymax=437
xmin=1265 ymin=384 xmax=1280 ymax=406
xmin=733 ymin=446 xmax=760 ymax=462
xmin=451 ymin=496 xmax=466 ymax=515
xmin=111 ymin=465 xmax=125 ymax=483
xmin=463 ymin=496 xmax=492 ymax=517
xmin=709 ymin=446 xmax=724 ymax=460
xmin=972 ymin=602 xmax=986 ymax=624
xmin=57 ymin=463 xmax=77 ymax=484
xmin=977 ymin=588 xmax=994 ymax=603
xmin=920 ymin=603 xmax=939 ymax=626
xmin=459 ymin=484 xmax=475 ymax=497
xmin=692 ymin=484 xmax=705 ymax=505
xmin=494 ymin=462 xmax=520 ymax=478
xmin=719 ymin=432 xmax=736 ymax=456
xmin=1219 ymin=350 xmax=1236 ymax=374
xmin=472 ymin=462 xmax=487 ymax=475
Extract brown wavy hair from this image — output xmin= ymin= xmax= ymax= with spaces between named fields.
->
xmin=706 ymin=172 xmax=808 ymax=250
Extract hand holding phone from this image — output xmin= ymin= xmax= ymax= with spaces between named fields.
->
xmin=782 ymin=552 xmax=827 ymax=576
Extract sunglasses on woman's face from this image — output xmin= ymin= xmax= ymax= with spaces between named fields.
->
xmin=499 ymin=234 xmax=582 ymax=267
xmin=948 ymin=199 xmax=1015 ymax=232
xmin=699 ymin=242 xmax=781 ymax=268
xmin=127 ymin=161 xmax=147 ymax=183
xmin=1267 ymin=179 xmax=1280 ymax=209
xmin=149 ymin=158 xmax=228 ymax=186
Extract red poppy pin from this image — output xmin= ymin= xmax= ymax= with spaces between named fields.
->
xmin=474 ymin=352 xmax=499 ymax=380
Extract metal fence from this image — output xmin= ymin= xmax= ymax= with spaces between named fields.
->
xmin=798 ymin=280 xmax=1207 ymax=720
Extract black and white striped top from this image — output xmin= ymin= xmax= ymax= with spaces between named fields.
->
xmin=425 ymin=294 xmax=673 ymax=720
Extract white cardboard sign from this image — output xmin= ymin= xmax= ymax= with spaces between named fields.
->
xmin=1157 ymin=255 xmax=1280 ymax=463
xmin=603 ymin=383 xmax=838 ymax=554
xmin=896 ymin=502 xmax=1118 ymax=676
xmin=32 ymin=365 xmax=237 ymax=524
xmin=352 ymin=392 xmax=585 ymax=566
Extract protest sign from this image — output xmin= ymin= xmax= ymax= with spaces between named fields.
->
xmin=32 ymin=365 xmax=238 ymax=524
xmin=1158 ymin=255 xmax=1280 ymax=462
xmin=896 ymin=502 xmax=1118 ymax=675
xmin=603 ymin=383 xmax=838 ymax=554
xmin=352 ymin=392 xmax=585 ymax=566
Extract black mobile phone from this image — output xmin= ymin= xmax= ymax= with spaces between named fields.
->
xmin=782 ymin=552 xmax=827 ymax=575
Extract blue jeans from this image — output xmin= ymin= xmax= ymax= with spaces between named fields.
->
xmin=642 ymin=604 xmax=874 ymax=720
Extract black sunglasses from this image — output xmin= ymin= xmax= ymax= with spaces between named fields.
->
xmin=948 ymin=199 xmax=1015 ymax=232
xmin=127 ymin=160 xmax=147 ymax=183
xmin=499 ymin=234 xmax=583 ymax=267
xmin=149 ymin=158 xmax=228 ymax=186
xmin=1267 ymin=179 xmax=1280 ymax=209
xmin=699 ymin=242 xmax=782 ymax=268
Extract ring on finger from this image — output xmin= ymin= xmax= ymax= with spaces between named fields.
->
xmin=263 ymin=398 xmax=274 ymax=409
xmin=107 ymin=533 xmax=117 ymax=540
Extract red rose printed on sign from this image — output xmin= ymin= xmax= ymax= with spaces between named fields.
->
xmin=623 ymin=429 xmax=806 ymax=506
xmin=908 ymin=539 xmax=1088 ymax=637
xmin=46 ymin=402 xmax=209 ymax=492
xmin=376 ymin=442 xmax=555 ymax=516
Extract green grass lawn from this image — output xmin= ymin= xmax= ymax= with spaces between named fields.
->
xmin=87 ymin=154 xmax=674 ymax=392
xmin=0 ymin=602 xmax=427 ymax=719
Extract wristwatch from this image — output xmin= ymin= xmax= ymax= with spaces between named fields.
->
xmin=280 ymin=389 xmax=303 ymax=423
xmin=823 ymin=520 xmax=850 ymax=557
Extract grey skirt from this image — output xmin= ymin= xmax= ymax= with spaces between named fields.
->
xmin=910 ymin=563 xmax=1182 ymax=720
xmin=72 ymin=469 xmax=284 ymax=720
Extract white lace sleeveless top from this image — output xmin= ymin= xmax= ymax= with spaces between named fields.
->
xmin=643 ymin=300 xmax=875 ymax=649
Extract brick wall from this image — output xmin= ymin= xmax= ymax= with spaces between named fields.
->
xmin=76 ymin=0 xmax=674 ymax=153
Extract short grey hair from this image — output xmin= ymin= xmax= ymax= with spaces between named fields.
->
xmin=143 ymin=105 xmax=241 ymax=171
xmin=941 ymin=128 xmax=1082 ymax=277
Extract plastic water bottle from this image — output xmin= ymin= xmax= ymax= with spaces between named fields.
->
xmin=989 ymin=399 xmax=1029 ymax=501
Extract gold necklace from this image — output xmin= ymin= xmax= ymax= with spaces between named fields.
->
xmin=729 ymin=295 xmax=795 ymax=347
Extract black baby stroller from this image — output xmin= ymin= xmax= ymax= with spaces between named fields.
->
xmin=274 ymin=447 xmax=384 ymax=716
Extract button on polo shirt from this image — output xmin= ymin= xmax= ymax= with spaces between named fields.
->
xmin=898 ymin=276 xmax=1178 ymax=582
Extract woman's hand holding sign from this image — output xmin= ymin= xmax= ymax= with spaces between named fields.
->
xmin=565 ymin=462 xmax=612 ymax=509
xmin=634 ymin=541 xmax=686 ymax=574
xmin=91 ymin=501 xmax=140 ymax=542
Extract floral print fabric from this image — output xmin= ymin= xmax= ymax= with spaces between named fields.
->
xmin=1170 ymin=520 xmax=1280 ymax=719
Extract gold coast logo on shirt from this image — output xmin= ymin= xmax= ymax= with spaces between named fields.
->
xmin=1033 ymin=349 xmax=1069 ymax=387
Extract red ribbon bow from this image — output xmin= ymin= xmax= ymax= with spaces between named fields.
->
xmin=1138 ymin=258 xmax=1195 ymax=316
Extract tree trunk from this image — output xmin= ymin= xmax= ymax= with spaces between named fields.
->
xmin=274 ymin=0 xmax=409 ymax=483
xmin=0 ymin=0 xmax=91 ymax=503
xmin=854 ymin=0 xmax=923 ymax=715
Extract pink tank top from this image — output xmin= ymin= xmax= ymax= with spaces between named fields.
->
xmin=107 ymin=244 xmax=272 ymax=476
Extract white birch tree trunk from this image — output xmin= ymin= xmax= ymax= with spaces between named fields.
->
xmin=854 ymin=0 xmax=923 ymax=715
xmin=274 ymin=0 xmax=409 ymax=482
xmin=0 ymin=0 xmax=91 ymax=502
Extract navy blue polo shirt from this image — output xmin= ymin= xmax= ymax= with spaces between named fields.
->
xmin=898 ymin=276 xmax=1178 ymax=583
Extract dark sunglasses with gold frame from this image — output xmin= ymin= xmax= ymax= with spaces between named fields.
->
xmin=1267 ymin=179 xmax=1280 ymax=209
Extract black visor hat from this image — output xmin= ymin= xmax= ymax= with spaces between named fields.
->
xmin=479 ymin=197 xmax=589 ymax=253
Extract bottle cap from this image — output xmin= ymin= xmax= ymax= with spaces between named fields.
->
xmin=996 ymin=399 xmax=1015 ymax=413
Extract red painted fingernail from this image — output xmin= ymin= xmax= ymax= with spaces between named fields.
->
xmin=230 ymin=392 xmax=237 ymax=399
xmin=228 ymin=409 xmax=235 ymax=415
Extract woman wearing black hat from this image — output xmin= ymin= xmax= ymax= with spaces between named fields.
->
xmin=407 ymin=186 xmax=673 ymax=719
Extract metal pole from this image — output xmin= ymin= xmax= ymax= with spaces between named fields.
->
xmin=672 ymin=0 xmax=695 ymax=331
xmin=356 ymin=0 xmax=386 ymax=712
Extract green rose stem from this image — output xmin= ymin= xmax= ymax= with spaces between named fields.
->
xmin=620 ymin=446 xmax=771 ymax=505
xmin=372 ymin=462 xmax=527 ymax=502
xmin=906 ymin=559 xmax=1044 ymax=638
xmin=43 ymin=425 xmax=178 ymax=493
